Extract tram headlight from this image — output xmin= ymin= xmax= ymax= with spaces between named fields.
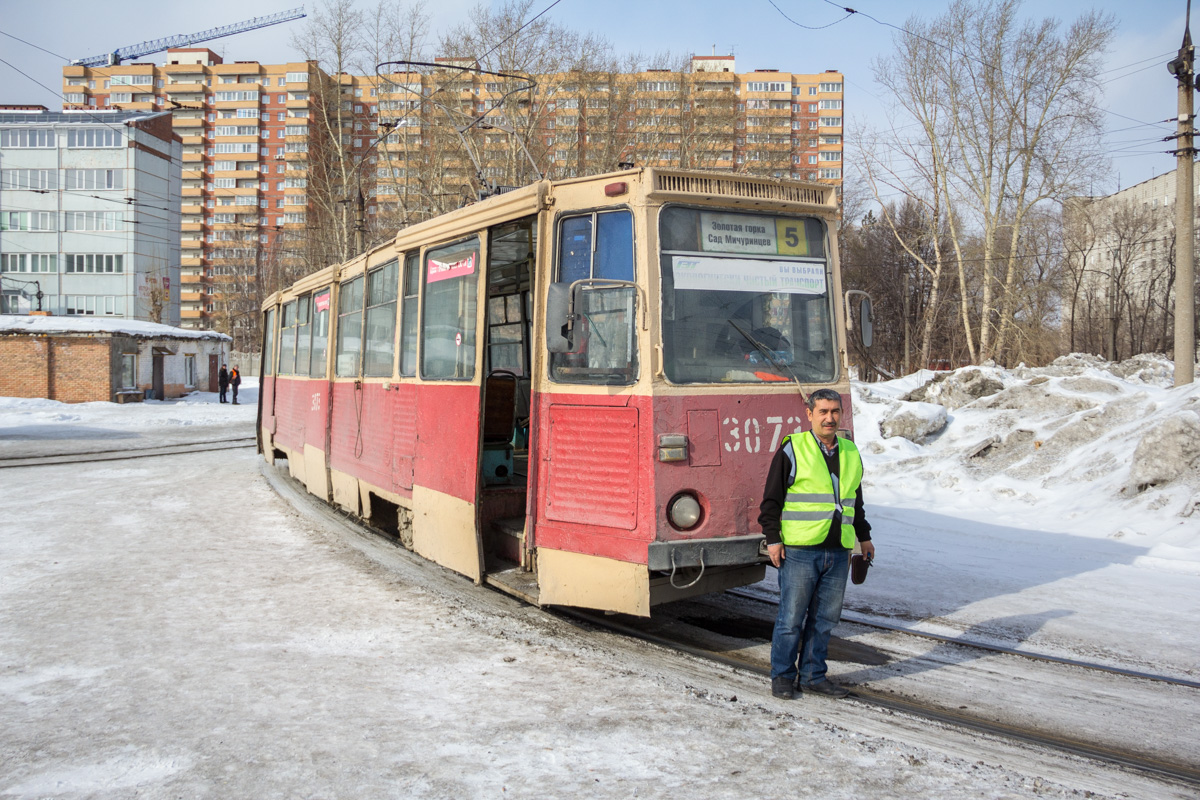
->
xmin=668 ymin=492 xmax=702 ymax=530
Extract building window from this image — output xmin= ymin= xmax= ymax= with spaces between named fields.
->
xmin=819 ymin=82 xmax=843 ymax=92
xmin=0 ymin=128 xmax=54 ymax=148
xmin=1 ymin=211 xmax=55 ymax=231
xmin=64 ymin=211 xmax=123 ymax=231
xmin=119 ymin=355 xmax=137 ymax=389
xmin=1 ymin=253 xmax=56 ymax=273
xmin=65 ymin=254 xmax=124 ymax=273
xmin=66 ymin=128 xmax=122 ymax=148
xmin=184 ymin=355 xmax=196 ymax=387
xmin=819 ymin=99 xmax=842 ymax=110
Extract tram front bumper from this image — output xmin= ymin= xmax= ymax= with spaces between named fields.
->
xmin=647 ymin=534 xmax=767 ymax=573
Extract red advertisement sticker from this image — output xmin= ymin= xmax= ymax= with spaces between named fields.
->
xmin=427 ymin=252 xmax=475 ymax=283
xmin=314 ymin=292 xmax=330 ymax=313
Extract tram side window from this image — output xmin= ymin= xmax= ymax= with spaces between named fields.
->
xmin=399 ymin=253 xmax=419 ymax=377
xmin=551 ymin=209 xmax=637 ymax=385
xmin=295 ymin=295 xmax=312 ymax=375
xmin=558 ymin=210 xmax=634 ymax=284
xmin=262 ymin=307 xmax=276 ymax=376
xmin=336 ymin=275 xmax=364 ymax=377
xmin=363 ymin=259 xmax=398 ymax=377
xmin=309 ymin=290 xmax=331 ymax=377
xmin=422 ymin=237 xmax=479 ymax=380
xmin=278 ymin=300 xmax=296 ymax=375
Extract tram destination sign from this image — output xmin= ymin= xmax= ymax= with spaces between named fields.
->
xmin=699 ymin=212 xmax=821 ymax=257
xmin=672 ymin=255 xmax=825 ymax=295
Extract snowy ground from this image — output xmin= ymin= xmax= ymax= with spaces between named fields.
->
xmin=1 ymin=361 xmax=1198 ymax=798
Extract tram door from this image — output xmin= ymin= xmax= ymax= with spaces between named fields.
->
xmin=478 ymin=217 xmax=537 ymax=576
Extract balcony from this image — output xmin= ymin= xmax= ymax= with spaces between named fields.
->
xmin=182 ymin=152 xmax=204 ymax=164
xmin=181 ymin=291 xmax=203 ymax=302
xmin=181 ymin=255 xmax=204 ymax=267
xmin=182 ymin=222 xmax=204 ymax=233
xmin=181 ymin=203 xmax=204 ymax=215
xmin=181 ymin=309 xmax=203 ymax=319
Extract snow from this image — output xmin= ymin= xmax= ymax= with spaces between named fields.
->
xmin=1 ymin=358 xmax=1198 ymax=798
xmin=841 ymin=355 xmax=1200 ymax=678
xmin=0 ymin=313 xmax=231 ymax=341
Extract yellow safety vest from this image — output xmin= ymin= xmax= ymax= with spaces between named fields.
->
xmin=779 ymin=432 xmax=863 ymax=549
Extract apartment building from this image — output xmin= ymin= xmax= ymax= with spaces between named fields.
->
xmin=1064 ymin=169 xmax=1197 ymax=359
xmin=64 ymin=51 xmax=843 ymax=337
xmin=0 ymin=107 xmax=181 ymax=323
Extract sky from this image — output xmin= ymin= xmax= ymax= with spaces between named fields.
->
xmin=0 ymin=0 xmax=1189 ymax=194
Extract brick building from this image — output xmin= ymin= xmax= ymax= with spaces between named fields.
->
xmin=0 ymin=314 xmax=230 ymax=403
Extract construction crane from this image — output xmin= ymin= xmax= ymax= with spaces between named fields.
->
xmin=72 ymin=7 xmax=307 ymax=67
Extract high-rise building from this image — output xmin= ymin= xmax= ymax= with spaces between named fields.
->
xmin=0 ymin=106 xmax=181 ymax=323
xmin=64 ymin=51 xmax=843 ymax=344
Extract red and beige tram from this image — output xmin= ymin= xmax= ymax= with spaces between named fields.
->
xmin=258 ymin=168 xmax=858 ymax=616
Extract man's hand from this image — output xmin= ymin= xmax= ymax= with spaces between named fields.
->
xmin=767 ymin=543 xmax=785 ymax=568
xmin=859 ymin=540 xmax=875 ymax=561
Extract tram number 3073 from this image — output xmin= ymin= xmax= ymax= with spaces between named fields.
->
xmin=722 ymin=416 xmax=808 ymax=454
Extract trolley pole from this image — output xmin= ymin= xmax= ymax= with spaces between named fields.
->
xmin=1170 ymin=3 xmax=1196 ymax=386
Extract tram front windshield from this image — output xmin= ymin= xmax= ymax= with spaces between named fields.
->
xmin=659 ymin=206 xmax=837 ymax=385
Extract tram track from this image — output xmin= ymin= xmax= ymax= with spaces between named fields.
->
xmin=0 ymin=437 xmax=257 ymax=469
xmin=727 ymin=587 xmax=1200 ymax=690
xmin=558 ymin=605 xmax=1200 ymax=791
xmin=258 ymin=459 xmax=1200 ymax=794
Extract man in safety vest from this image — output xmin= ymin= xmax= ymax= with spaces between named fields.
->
xmin=759 ymin=388 xmax=875 ymax=699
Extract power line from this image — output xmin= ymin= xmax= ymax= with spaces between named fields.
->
xmin=0 ymin=29 xmax=69 ymax=61
xmin=813 ymin=0 xmax=1171 ymax=131
xmin=766 ymin=0 xmax=853 ymax=30
xmin=478 ymin=0 xmax=567 ymax=63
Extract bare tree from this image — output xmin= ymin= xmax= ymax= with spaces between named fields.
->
xmin=870 ymin=0 xmax=1114 ymax=366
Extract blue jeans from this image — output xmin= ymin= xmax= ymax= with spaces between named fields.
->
xmin=770 ymin=547 xmax=849 ymax=684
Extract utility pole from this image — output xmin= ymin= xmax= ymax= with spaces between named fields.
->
xmin=1169 ymin=0 xmax=1196 ymax=385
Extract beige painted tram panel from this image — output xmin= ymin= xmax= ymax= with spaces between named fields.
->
xmin=537 ymin=548 xmax=651 ymax=617
xmin=412 ymin=484 xmax=483 ymax=583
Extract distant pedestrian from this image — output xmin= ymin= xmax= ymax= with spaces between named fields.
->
xmin=218 ymin=365 xmax=229 ymax=403
xmin=230 ymin=367 xmax=241 ymax=405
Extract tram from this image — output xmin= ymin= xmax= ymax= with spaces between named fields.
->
xmin=258 ymin=168 xmax=863 ymax=616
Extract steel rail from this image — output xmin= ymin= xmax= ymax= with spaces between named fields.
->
xmin=0 ymin=438 xmax=257 ymax=469
xmin=558 ymin=607 xmax=1200 ymax=790
xmin=727 ymin=587 xmax=1200 ymax=690
xmin=258 ymin=460 xmax=1200 ymax=790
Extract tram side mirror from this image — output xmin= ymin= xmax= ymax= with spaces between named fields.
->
xmin=860 ymin=296 xmax=874 ymax=349
xmin=546 ymin=282 xmax=574 ymax=353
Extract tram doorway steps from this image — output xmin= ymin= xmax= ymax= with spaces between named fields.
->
xmin=486 ymin=516 xmax=526 ymax=567
xmin=483 ymin=563 xmax=540 ymax=607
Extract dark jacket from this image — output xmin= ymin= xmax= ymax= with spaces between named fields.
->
xmin=758 ymin=431 xmax=871 ymax=549
xmin=230 ymin=369 xmax=241 ymax=387
xmin=218 ymin=367 xmax=229 ymax=388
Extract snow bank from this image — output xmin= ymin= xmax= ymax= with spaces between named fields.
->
xmin=0 ymin=313 xmax=230 ymax=341
xmin=0 ymin=379 xmax=258 ymax=431
xmin=854 ymin=354 xmax=1200 ymax=563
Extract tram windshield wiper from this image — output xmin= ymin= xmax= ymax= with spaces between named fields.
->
xmin=727 ymin=319 xmax=807 ymax=402
xmin=727 ymin=319 xmax=788 ymax=374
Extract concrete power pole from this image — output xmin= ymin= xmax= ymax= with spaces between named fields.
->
xmin=1169 ymin=1 xmax=1196 ymax=386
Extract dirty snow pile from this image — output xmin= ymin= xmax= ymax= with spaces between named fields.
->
xmin=853 ymin=354 xmax=1200 ymax=569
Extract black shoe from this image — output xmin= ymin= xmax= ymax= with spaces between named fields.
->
xmin=771 ymin=677 xmax=795 ymax=699
xmin=801 ymin=679 xmax=850 ymax=698
xmin=232 ymin=401 xmax=239 ymax=404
